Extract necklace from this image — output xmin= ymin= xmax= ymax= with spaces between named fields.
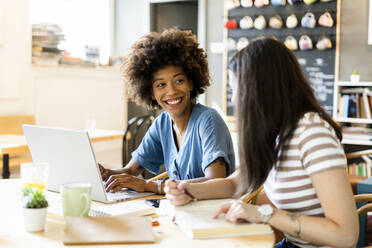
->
xmin=173 ymin=123 xmax=184 ymax=137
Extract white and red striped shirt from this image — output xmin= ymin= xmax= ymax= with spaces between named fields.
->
xmin=264 ymin=112 xmax=346 ymax=247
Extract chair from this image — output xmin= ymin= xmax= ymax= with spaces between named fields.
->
xmin=355 ymin=194 xmax=372 ymax=216
xmin=355 ymin=194 xmax=372 ymax=247
xmin=339 ymin=149 xmax=372 ymax=247
xmin=122 ymin=115 xmax=154 ymax=166
xmin=122 ymin=115 xmax=160 ymax=179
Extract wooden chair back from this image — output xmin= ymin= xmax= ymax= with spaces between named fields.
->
xmin=355 ymin=194 xmax=372 ymax=216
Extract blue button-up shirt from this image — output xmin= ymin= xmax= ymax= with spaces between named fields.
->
xmin=132 ymin=104 xmax=235 ymax=180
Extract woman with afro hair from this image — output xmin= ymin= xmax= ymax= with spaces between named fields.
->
xmin=99 ymin=28 xmax=235 ymax=195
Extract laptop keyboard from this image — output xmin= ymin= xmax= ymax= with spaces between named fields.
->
xmin=89 ymin=209 xmax=111 ymax=217
xmin=106 ymin=189 xmax=142 ymax=202
xmin=102 ymin=180 xmax=155 ymax=202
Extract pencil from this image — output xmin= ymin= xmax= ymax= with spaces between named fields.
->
xmin=184 ymin=189 xmax=197 ymax=202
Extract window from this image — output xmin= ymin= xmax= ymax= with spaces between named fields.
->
xmin=30 ymin=0 xmax=113 ymax=65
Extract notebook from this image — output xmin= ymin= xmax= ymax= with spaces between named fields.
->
xmin=22 ymin=124 xmax=154 ymax=203
xmin=63 ymin=215 xmax=155 ymax=245
xmin=159 ymin=198 xmax=273 ymax=239
xmin=89 ymin=200 xmax=156 ymax=217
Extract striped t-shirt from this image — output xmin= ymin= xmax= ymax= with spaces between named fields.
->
xmin=264 ymin=112 xmax=347 ymax=248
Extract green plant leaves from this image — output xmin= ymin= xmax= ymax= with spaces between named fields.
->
xmin=22 ymin=186 xmax=48 ymax=208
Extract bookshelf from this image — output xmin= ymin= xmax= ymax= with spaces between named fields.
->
xmin=333 ymin=81 xmax=372 ymax=124
xmin=333 ymin=81 xmax=372 ymax=145
xmin=333 ymin=81 xmax=372 ymax=177
xmin=223 ymin=0 xmax=341 ymax=121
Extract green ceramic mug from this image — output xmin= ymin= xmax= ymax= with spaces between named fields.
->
xmin=61 ymin=183 xmax=92 ymax=217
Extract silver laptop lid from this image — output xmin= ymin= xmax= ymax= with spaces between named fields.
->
xmin=22 ymin=124 xmax=108 ymax=202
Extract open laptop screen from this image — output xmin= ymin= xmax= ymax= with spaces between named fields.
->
xmin=23 ymin=124 xmax=112 ymax=202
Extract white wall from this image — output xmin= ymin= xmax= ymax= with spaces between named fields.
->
xmin=114 ymin=0 xmax=149 ymax=56
xmin=0 ymin=0 xmax=34 ymax=114
xmin=33 ymin=66 xmax=125 ymax=130
xmin=339 ymin=0 xmax=372 ymax=81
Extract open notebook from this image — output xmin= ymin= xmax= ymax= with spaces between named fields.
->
xmin=89 ymin=200 xmax=156 ymax=217
xmin=159 ymin=198 xmax=272 ymax=239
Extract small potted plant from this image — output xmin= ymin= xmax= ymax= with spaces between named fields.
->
xmin=22 ymin=186 xmax=48 ymax=232
xmin=350 ymin=69 xmax=360 ymax=83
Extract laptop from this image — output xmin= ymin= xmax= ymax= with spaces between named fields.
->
xmin=22 ymin=124 xmax=154 ymax=203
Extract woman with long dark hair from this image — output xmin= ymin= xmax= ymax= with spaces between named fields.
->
xmin=165 ymin=37 xmax=358 ymax=247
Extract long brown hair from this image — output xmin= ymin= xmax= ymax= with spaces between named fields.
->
xmin=229 ymin=37 xmax=342 ymax=195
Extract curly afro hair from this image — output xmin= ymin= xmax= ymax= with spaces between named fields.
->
xmin=121 ymin=27 xmax=210 ymax=109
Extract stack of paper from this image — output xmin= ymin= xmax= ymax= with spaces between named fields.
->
xmin=342 ymin=126 xmax=372 ymax=141
xmin=159 ymin=199 xmax=272 ymax=239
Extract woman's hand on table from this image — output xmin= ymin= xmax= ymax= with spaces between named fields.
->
xmin=164 ymin=180 xmax=193 ymax=206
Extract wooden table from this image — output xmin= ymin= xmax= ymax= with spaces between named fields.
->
xmin=0 ymin=180 xmax=275 ymax=247
xmin=0 ymin=129 xmax=124 ymax=179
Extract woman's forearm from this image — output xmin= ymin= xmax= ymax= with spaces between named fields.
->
xmin=269 ymin=209 xmax=358 ymax=248
xmin=187 ymin=176 xmax=237 ymax=200
xmin=116 ymin=159 xmax=144 ymax=176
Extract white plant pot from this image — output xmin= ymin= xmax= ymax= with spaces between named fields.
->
xmin=23 ymin=207 xmax=47 ymax=232
xmin=350 ymin=74 xmax=360 ymax=83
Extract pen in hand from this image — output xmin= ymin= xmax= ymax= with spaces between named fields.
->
xmin=167 ymin=179 xmax=197 ymax=201
xmin=184 ymin=188 xmax=197 ymax=202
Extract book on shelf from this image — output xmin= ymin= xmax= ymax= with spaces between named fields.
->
xmin=363 ymin=94 xmax=372 ymax=119
xmin=359 ymin=95 xmax=367 ymax=119
xmin=348 ymin=162 xmax=371 ymax=177
xmin=348 ymin=94 xmax=358 ymax=118
xmin=158 ymin=198 xmax=272 ymax=239
xmin=338 ymin=95 xmax=343 ymax=118
xmin=338 ymin=93 xmax=372 ymax=119
xmin=368 ymin=96 xmax=372 ymax=117
xmin=341 ymin=94 xmax=350 ymax=118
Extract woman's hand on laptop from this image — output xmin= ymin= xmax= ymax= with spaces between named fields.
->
xmin=98 ymin=163 xmax=115 ymax=181
xmin=105 ymin=174 xmax=146 ymax=193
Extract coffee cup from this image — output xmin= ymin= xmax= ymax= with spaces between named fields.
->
xmin=61 ymin=183 xmax=92 ymax=217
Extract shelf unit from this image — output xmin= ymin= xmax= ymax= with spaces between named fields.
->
xmin=333 ymin=81 xmax=372 ymax=145
xmin=223 ymin=0 xmax=341 ymax=121
xmin=342 ymin=139 xmax=372 ymax=146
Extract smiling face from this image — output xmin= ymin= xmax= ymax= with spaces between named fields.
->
xmin=152 ymin=65 xmax=193 ymax=119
